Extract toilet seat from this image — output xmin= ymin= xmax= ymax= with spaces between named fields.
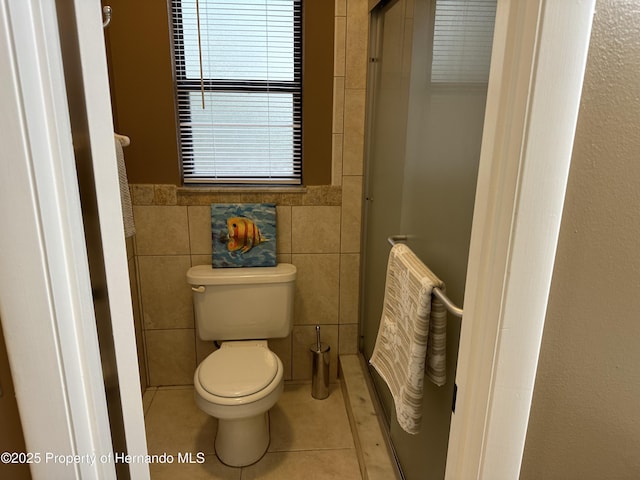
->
xmin=197 ymin=342 xmax=279 ymax=398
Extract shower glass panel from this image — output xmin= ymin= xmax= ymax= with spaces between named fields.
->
xmin=361 ymin=0 xmax=495 ymax=478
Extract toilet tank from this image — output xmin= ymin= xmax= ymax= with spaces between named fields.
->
xmin=186 ymin=264 xmax=296 ymax=341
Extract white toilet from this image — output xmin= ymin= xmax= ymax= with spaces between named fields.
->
xmin=186 ymin=263 xmax=296 ymax=467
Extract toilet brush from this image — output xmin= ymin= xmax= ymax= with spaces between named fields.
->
xmin=310 ymin=325 xmax=330 ymax=399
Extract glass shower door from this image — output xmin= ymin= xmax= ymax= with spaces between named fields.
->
xmin=362 ymin=1 xmax=496 ymax=478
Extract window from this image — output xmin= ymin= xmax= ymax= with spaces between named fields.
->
xmin=170 ymin=0 xmax=302 ymax=184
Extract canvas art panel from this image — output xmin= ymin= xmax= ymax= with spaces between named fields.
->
xmin=211 ymin=203 xmax=277 ymax=267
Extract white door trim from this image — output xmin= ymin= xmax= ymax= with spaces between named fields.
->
xmin=445 ymin=1 xmax=596 ymax=479
xmin=0 ymin=0 xmax=116 ymax=478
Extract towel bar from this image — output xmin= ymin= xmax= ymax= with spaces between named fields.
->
xmin=387 ymin=235 xmax=464 ymax=318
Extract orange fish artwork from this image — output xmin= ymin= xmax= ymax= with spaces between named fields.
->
xmin=225 ymin=216 xmax=269 ymax=253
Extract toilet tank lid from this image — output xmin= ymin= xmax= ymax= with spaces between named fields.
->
xmin=187 ymin=263 xmax=296 ymax=285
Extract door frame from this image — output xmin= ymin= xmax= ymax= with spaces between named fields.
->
xmin=445 ymin=1 xmax=596 ymax=479
xmin=0 ymin=0 xmax=148 ymax=479
xmin=0 ymin=1 xmax=596 ymax=480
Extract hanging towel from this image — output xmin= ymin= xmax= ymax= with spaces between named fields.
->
xmin=370 ymin=243 xmax=447 ymax=434
xmin=114 ymin=133 xmax=136 ymax=238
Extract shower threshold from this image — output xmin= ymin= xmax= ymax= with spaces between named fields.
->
xmin=340 ymin=354 xmax=402 ymax=480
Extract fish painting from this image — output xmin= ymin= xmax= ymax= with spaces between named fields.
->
xmin=224 ymin=216 xmax=269 ymax=253
xmin=211 ymin=203 xmax=277 ymax=268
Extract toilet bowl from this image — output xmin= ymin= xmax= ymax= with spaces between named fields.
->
xmin=193 ymin=340 xmax=284 ymax=467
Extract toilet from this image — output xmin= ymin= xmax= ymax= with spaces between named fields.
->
xmin=186 ymin=263 xmax=296 ymax=467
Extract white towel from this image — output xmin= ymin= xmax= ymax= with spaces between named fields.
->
xmin=370 ymin=243 xmax=447 ymax=434
xmin=114 ymin=134 xmax=135 ymax=238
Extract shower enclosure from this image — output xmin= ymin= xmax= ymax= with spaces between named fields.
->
xmin=361 ymin=0 xmax=496 ymax=478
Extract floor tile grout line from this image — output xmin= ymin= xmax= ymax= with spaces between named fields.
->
xmin=267 ymin=447 xmax=358 ymax=454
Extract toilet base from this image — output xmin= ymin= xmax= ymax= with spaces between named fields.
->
xmin=215 ymin=412 xmax=270 ymax=467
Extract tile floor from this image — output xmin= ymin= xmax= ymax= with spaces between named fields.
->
xmin=143 ymin=382 xmax=363 ymax=479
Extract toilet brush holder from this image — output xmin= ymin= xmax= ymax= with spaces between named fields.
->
xmin=310 ymin=325 xmax=330 ymax=399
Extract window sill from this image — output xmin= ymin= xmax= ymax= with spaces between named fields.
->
xmin=177 ymin=184 xmax=341 ymax=207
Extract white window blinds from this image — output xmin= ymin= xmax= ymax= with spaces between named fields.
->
xmin=171 ymin=0 xmax=302 ymax=184
xmin=431 ymin=0 xmax=496 ymax=84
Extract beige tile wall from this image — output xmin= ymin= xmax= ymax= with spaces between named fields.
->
xmin=126 ymin=236 xmax=147 ymax=393
xmin=128 ymin=0 xmax=369 ymax=388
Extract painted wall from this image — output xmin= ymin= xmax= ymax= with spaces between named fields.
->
xmin=520 ymin=1 xmax=640 ymax=477
xmin=105 ymin=0 xmax=335 ymax=185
